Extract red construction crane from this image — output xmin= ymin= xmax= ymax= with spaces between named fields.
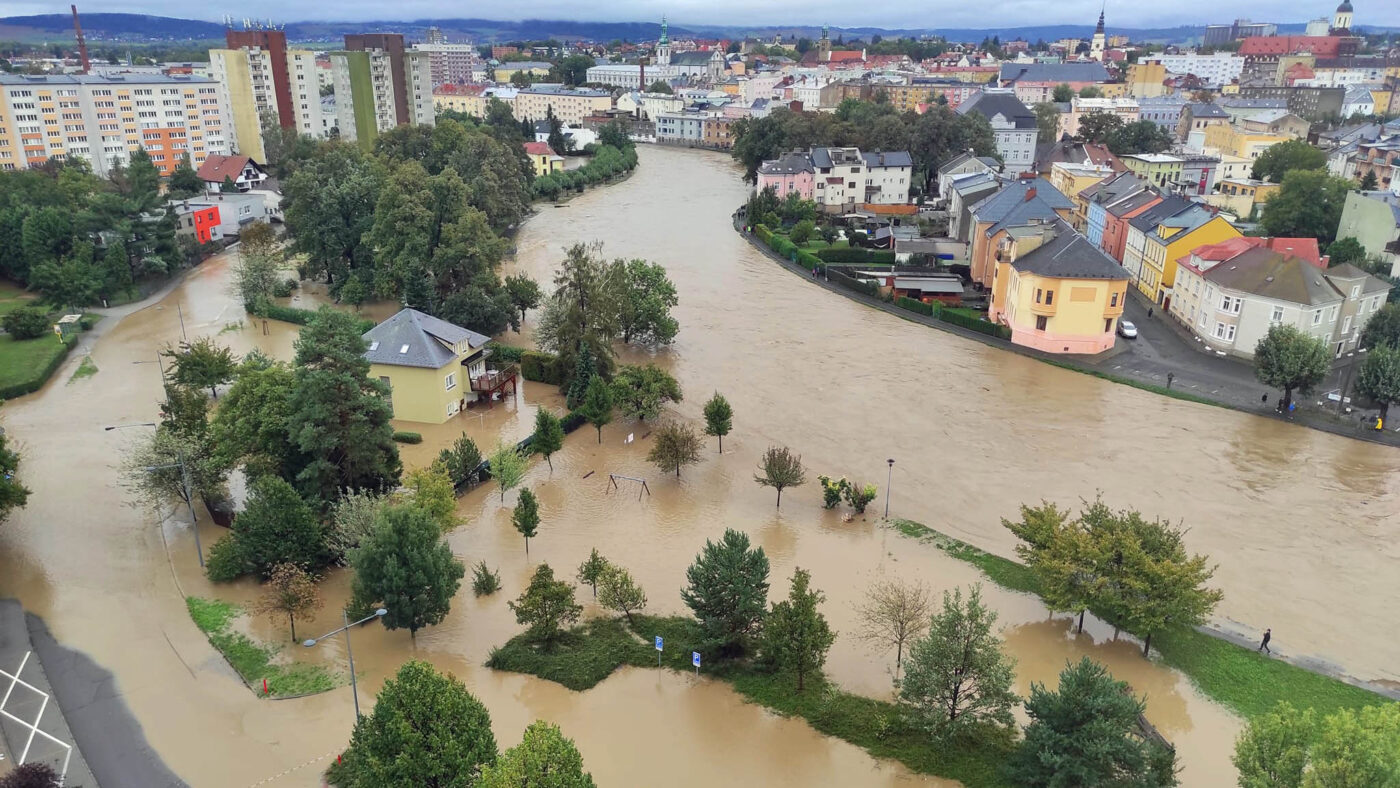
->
xmin=71 ymin=5 xmax=90 ymax=73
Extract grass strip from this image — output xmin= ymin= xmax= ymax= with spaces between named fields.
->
xmin=67 ymin=356 xmax=98 ymax=383
xmin=1042 ymin=359 xmax=1222 ymax=408
xmin=0 ymin=335 xmax=73 ymax=399
xmin=487 ymin=613 xmax=1014 ymax=787
xmin=887 ymin=519 xmax=1391 ymax=720
xmin=186 ymin=596 xmax=336 ymax=697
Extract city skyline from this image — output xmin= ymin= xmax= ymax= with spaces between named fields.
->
xmin=4 ymin=1 xmax=1399 ymax=33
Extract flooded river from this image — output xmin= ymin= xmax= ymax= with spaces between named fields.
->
xmin=1 ymin=144 xmax=1396 ymax=786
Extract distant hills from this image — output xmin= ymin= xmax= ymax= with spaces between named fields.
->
xmin=1 ymin=12 xmax=1393 ymax=47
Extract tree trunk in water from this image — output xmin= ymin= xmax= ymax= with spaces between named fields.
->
xmin=525 ymin=537 xmax=529 ymax=555
xmin=718 ymin=435 xmax=723 ymax=453
xmin=1077 ymin=609 xmax=1085 ymax=633
xmin=776 ymin=488 xmax=782 ymax=508
xmin=596 ymin=426 xmax=602 ymax=444
xmin=675 ymin=466 xmax=680 ymax=478
xmin=1142 ymin=632 xmax=1152 ymax=657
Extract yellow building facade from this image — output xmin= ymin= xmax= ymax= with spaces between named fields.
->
xmin=1202 ymin=125 xmax=1289 ymax=160
xmin=364 ymin=309 xmax=493 ymax=424
xmin=990 ymin=225 xmax=1129 ymax=354
xmin=1120 ymin=154 xmax=1184 ymax=189
xmin=1136 ymin=215 xmax=1242 ymax=303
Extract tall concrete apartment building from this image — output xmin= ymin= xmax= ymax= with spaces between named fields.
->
xmin=331 ymin=34 xmax=434 ymax=149
xmin=0 ymin=73 xmax=227 ymax=176
xmin=208 ymin=28 xmax=323 ymax=162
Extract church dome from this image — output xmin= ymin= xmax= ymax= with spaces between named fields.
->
xmin=1336 ymin=1 xmax=1353 ymax=12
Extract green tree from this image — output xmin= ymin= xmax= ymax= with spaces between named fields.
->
xmin=1361 ymin=303 xmax=1400 ymax=349
xmin=1358 ymin=170 xmax=1379 ymax=191
xmin=479 ymin=720 xmax=596 ymax=788
xmin=351 ymin=505 xmax=465 ymax=638
xmin=555 ymin=54 xmax=597 ymax=87
xmin=437 ymin=434 xmax=483 ymax=487
xmin=754 ymin=446 xmax=806 ymax=508
xmin=166 ymin=153 xmax=203 ymax=198
xmin=1079 ymin=500 xmax=1223 ymax=657
xmin=682 ymin=528 xmax=770 ymax=657
xmin=29 ymin=252 xmax=101 ymax=310
xmin=646 ymin=80 xmax=673 ymax=94
xmin=1003 ymin=501 xmax=1100 ymax=632
xmin=400 ymin=465 xmax=457 ymax=532
xmin=898 ymin=584 xmax=1018 ymax=740
xmin=101 ymin=240 xmax=133 ymax=297
xmin=124 ymin=147 xmax=161 ymax=210
xmin=1052 ymin=83 xmax=1075 ymax=103
xmin=597 ymin=563 xmax=647 ymax=625
xmin=1326 ymin=236 xmax=1368 ymax=268
xmin=1079 ymin=85 xmax=1103 ymax=98
xmin=1251 ymin=139 xmax=1328 ymax=183
xmin=761 ymin=568 xmax=835 ymax=691
xmin=288 ymin=308 xmax=402 ymax=505
xmin=220 ymin=175 xmax=238 ymax=194
xmin=576 ymin=548 xmax=609 ymax=598
xmin=1106 ymin=120 xmax=1175 ymax=155
xmin=215 ymin=476 xmax=328 ymax=580
xmin=327 ymin=490 xmax=384 ymax=557
xmin=329 ymin=660 xmax=496 ymax=788
xmin=578 ymin=375 xmax=614 ymax=443
xmin=614 ymin=258 xmax=679 ymax=345
xmin=162 ymin=336 xmax=236 ymax=398
xmin=1008 ymin=657 xmax=1179 ymax=787
xmin=611 ymin=364 xmax=682 ymax=422
xmin=790 ymin=219 xmax=816 ymax=245
xmin=252 ymin=562 xmax=323 ymax=642
xmin=2 ymin=305 xmax=51 ymax=340
xmin=536 ymin=242 xmax=622 ymax=381
xmin=1354 ymin=343 xmax=1400 ymax=420
xmin=504 ymin=273 xmax=542 ymax=327
xmin=0 ymin=432 xmax=31 ymax=526
xmin=1305 ymin=704 xmax=1400 ymax=788
xmin=231 ymin=221 xmax=283 ymax=309
xmin=646 ymin=420 xmax=703 ymax=478
xmin=532 ymin=408 xmax=565 ymax=471
xmin=1254 ymin=323 xmax=1331 ymax=412
xmin=702 ymin=392 xmax=733 ymax=452
xmin=488 ymin=442 xmax=528 ymax=502
xmin=1233 ymin=702 xmax=1319 ymax=788
xmin=1076 ymin=112 xmax=1125 ymax=145
xmin=513 ymin=488 xmax=540 ymax=554
xmin=1259 ymin=170 xmax=1354 ymax=244
xmin=283 ymin=142 xmax=386 ymax=287
xmin=564 ymin=343 xmax=597 ymax=410
xmin=210 ymin=359 xmax=299 ymax=480
xmin=1033 ymin=102 xmax=1062 ymax=143
xmin=509 ymin=563 xmax=582 ymax=648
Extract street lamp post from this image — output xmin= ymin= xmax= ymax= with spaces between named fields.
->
xmin=884 ymin=458 xmax=894 ymax=519
xmin=303 ymin=608 xmax=388 ymax=721
xmin=106 ymin=422 xmax=203 ymax=566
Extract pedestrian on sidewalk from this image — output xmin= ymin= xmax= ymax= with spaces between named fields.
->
xmin=1166 ymin=372 xmax=1174 ymax=389
xmin=1148 ymin=307 xmax=1153 ymax=318
xmin=1262 ymin=393 xmax=1268 ymax=405
xmin=1258 ymin=628 xmax=1272 ymax=654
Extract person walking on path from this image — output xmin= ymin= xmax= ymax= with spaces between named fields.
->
xmin=1258 ymin=628 xmax=1272 ymax=654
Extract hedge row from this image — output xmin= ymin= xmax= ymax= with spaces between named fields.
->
xmin=938 ymin=308 xmax=1011 ymax=339
xmin=896 ymin=296 xmax=936 ymax=316
xmin=826 ymin=267 xmax=878 ymax=298
xmin=521 ymin=351 xmax=564 ymax=385
xmin=252 ymin=303 xmax=376 ymax=335
xmin=490 ymin=343 xmax=525 ymax=363
xmin=817 ymin=247 xmax=896 ymax=264
xmin=753 ymin=224 xmax=774 ymax=244
xmin=0 ymin=339 xmax=75 ymax=400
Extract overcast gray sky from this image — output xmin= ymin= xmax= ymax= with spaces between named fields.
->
xmin=10 ymin=1 xmax=1398 ymax=29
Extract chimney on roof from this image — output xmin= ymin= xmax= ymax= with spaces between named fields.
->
xmin=1025 ymin=186 xmax=1037 ymax=201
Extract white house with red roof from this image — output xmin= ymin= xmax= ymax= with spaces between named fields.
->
xmin=196 ymin=154 xmax=268 ymax=194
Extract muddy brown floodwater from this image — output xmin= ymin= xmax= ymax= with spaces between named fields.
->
xmin=0 ymin=144 xmax=1395 ymax=787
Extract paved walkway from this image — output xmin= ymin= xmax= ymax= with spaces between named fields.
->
xmin=736 ymin=220 xmax=1400 ymax=449
xmin=0 ymin=600 xmax=186 ymax=788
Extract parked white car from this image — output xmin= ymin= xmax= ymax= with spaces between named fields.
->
xmin=1117 ymin=320 xmax=1138 ymax=339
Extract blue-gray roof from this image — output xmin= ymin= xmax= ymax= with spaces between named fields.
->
xmin=863 ymin=151 xmax=913 ymax=168
xmin=1012 ymin=221 xmax=1129 ymax=280
xmin=956 ymin=91 xmax=1037 ymax=129
xmin=363 ymin=308 xmax=489 ymax=369
xmin=971 ymin=178 xmax=1075 ymax=228
xmin=998 ymin=62 xmax=1110 ymax=84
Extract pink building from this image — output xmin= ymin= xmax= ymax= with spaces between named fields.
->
xmin=755 ymin=151 xmax=814 ymax=200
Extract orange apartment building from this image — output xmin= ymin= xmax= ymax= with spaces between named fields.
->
xmin=0 ymin=73 xmax=228 ymax=177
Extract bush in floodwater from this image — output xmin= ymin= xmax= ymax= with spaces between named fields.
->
xmin=472 ymin=561 xmax=502 ymax=596
xmin=392 ymin=431 xmax=423 ymax=444
xmin=817 ymin=475 xmax=845 ymax=509
xmin=843 ymin=481 xmax=878 ymax=514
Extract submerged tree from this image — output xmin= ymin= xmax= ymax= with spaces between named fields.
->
xmin=509 ymin=563 xmax=582 ymax=648
xmin=350 ymin=505 xmax=464 ymax=639
xmin=1254 ymin=324 xmax=1331 ymax=413
xmin=488 ymin=442 xmax=527 ymax=502
xmin=576 ymin=548 xmax=609 ymax=598
xmin=761 ymin=568 xmax=836 ymax=691
xmin=754 ymin=446 xmax=806 ymax=508
xmin=702 ymin=391 xmax=733 ymax=452
xmin=898 ymin=584 xmax=1018 ymax=740
xmin=597 ymin=564 xmax=647 ymax=625
xmin=682 ymin=528 xmax=770 ymax=657
xmin=513 ymin=488 xmax=541 ymax=554
xmin=532 ymin=408 xmax=565 ymax=471
xmin=478 ymin=720 xmax=597 ymax=788
xmin=855 ymin=577 xmax=931 ymax=679
xmin=253 ymin=563 xmax=324 ymax=642
xmin=578 ymin=376 xmax=614 ymax=443
xmin=647 ymin=420 xmax=703 ymax=478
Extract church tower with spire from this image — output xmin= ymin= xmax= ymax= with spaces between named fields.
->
xmin=1089 ymin=5 xmax=1106 ymax=62
xmin=817 ymin=24 xmax=832 ymax=62
xmin=656 ymin=16 xmax=671 ymax=66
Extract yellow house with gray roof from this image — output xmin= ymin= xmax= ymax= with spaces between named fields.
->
xmin=363 ymin=308 xmax=493 ymax=424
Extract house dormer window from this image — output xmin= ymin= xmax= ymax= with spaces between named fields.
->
xmin=369 ymin=341 xmax=379 ymax=351
xmin=399 ymin=344 xmax=410 ymax=354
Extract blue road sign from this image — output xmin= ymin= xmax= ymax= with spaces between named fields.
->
xmin=655 ymin=635 xmax=663 ymax=651
xmin=692 ymin=651 xmax=701 ymax=667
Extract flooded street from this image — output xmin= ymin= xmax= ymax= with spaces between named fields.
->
xmin=0 ymin=144 xmax=1395 ymax=786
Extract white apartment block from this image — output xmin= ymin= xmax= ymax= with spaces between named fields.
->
xmin=1146 ymin=53 xmax=1245 ymax=87
xmin=411 ymin=43 xmax=481 ymax=87
xmin=0 ymin=73 xmax=228 ymax=177
xmin=512 ymin=86 xmax=613 ymax=125
xmin=330 ymin=49 xmax=434 ymax=147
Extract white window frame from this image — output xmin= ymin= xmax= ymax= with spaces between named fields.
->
xmin=445 ymin=372 xmax=457 ymax=391
xmin=1271 ymin=306 xmax=1284 ymax=323
xmin=1312 ymin=310 xmax=1323 ymax=326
